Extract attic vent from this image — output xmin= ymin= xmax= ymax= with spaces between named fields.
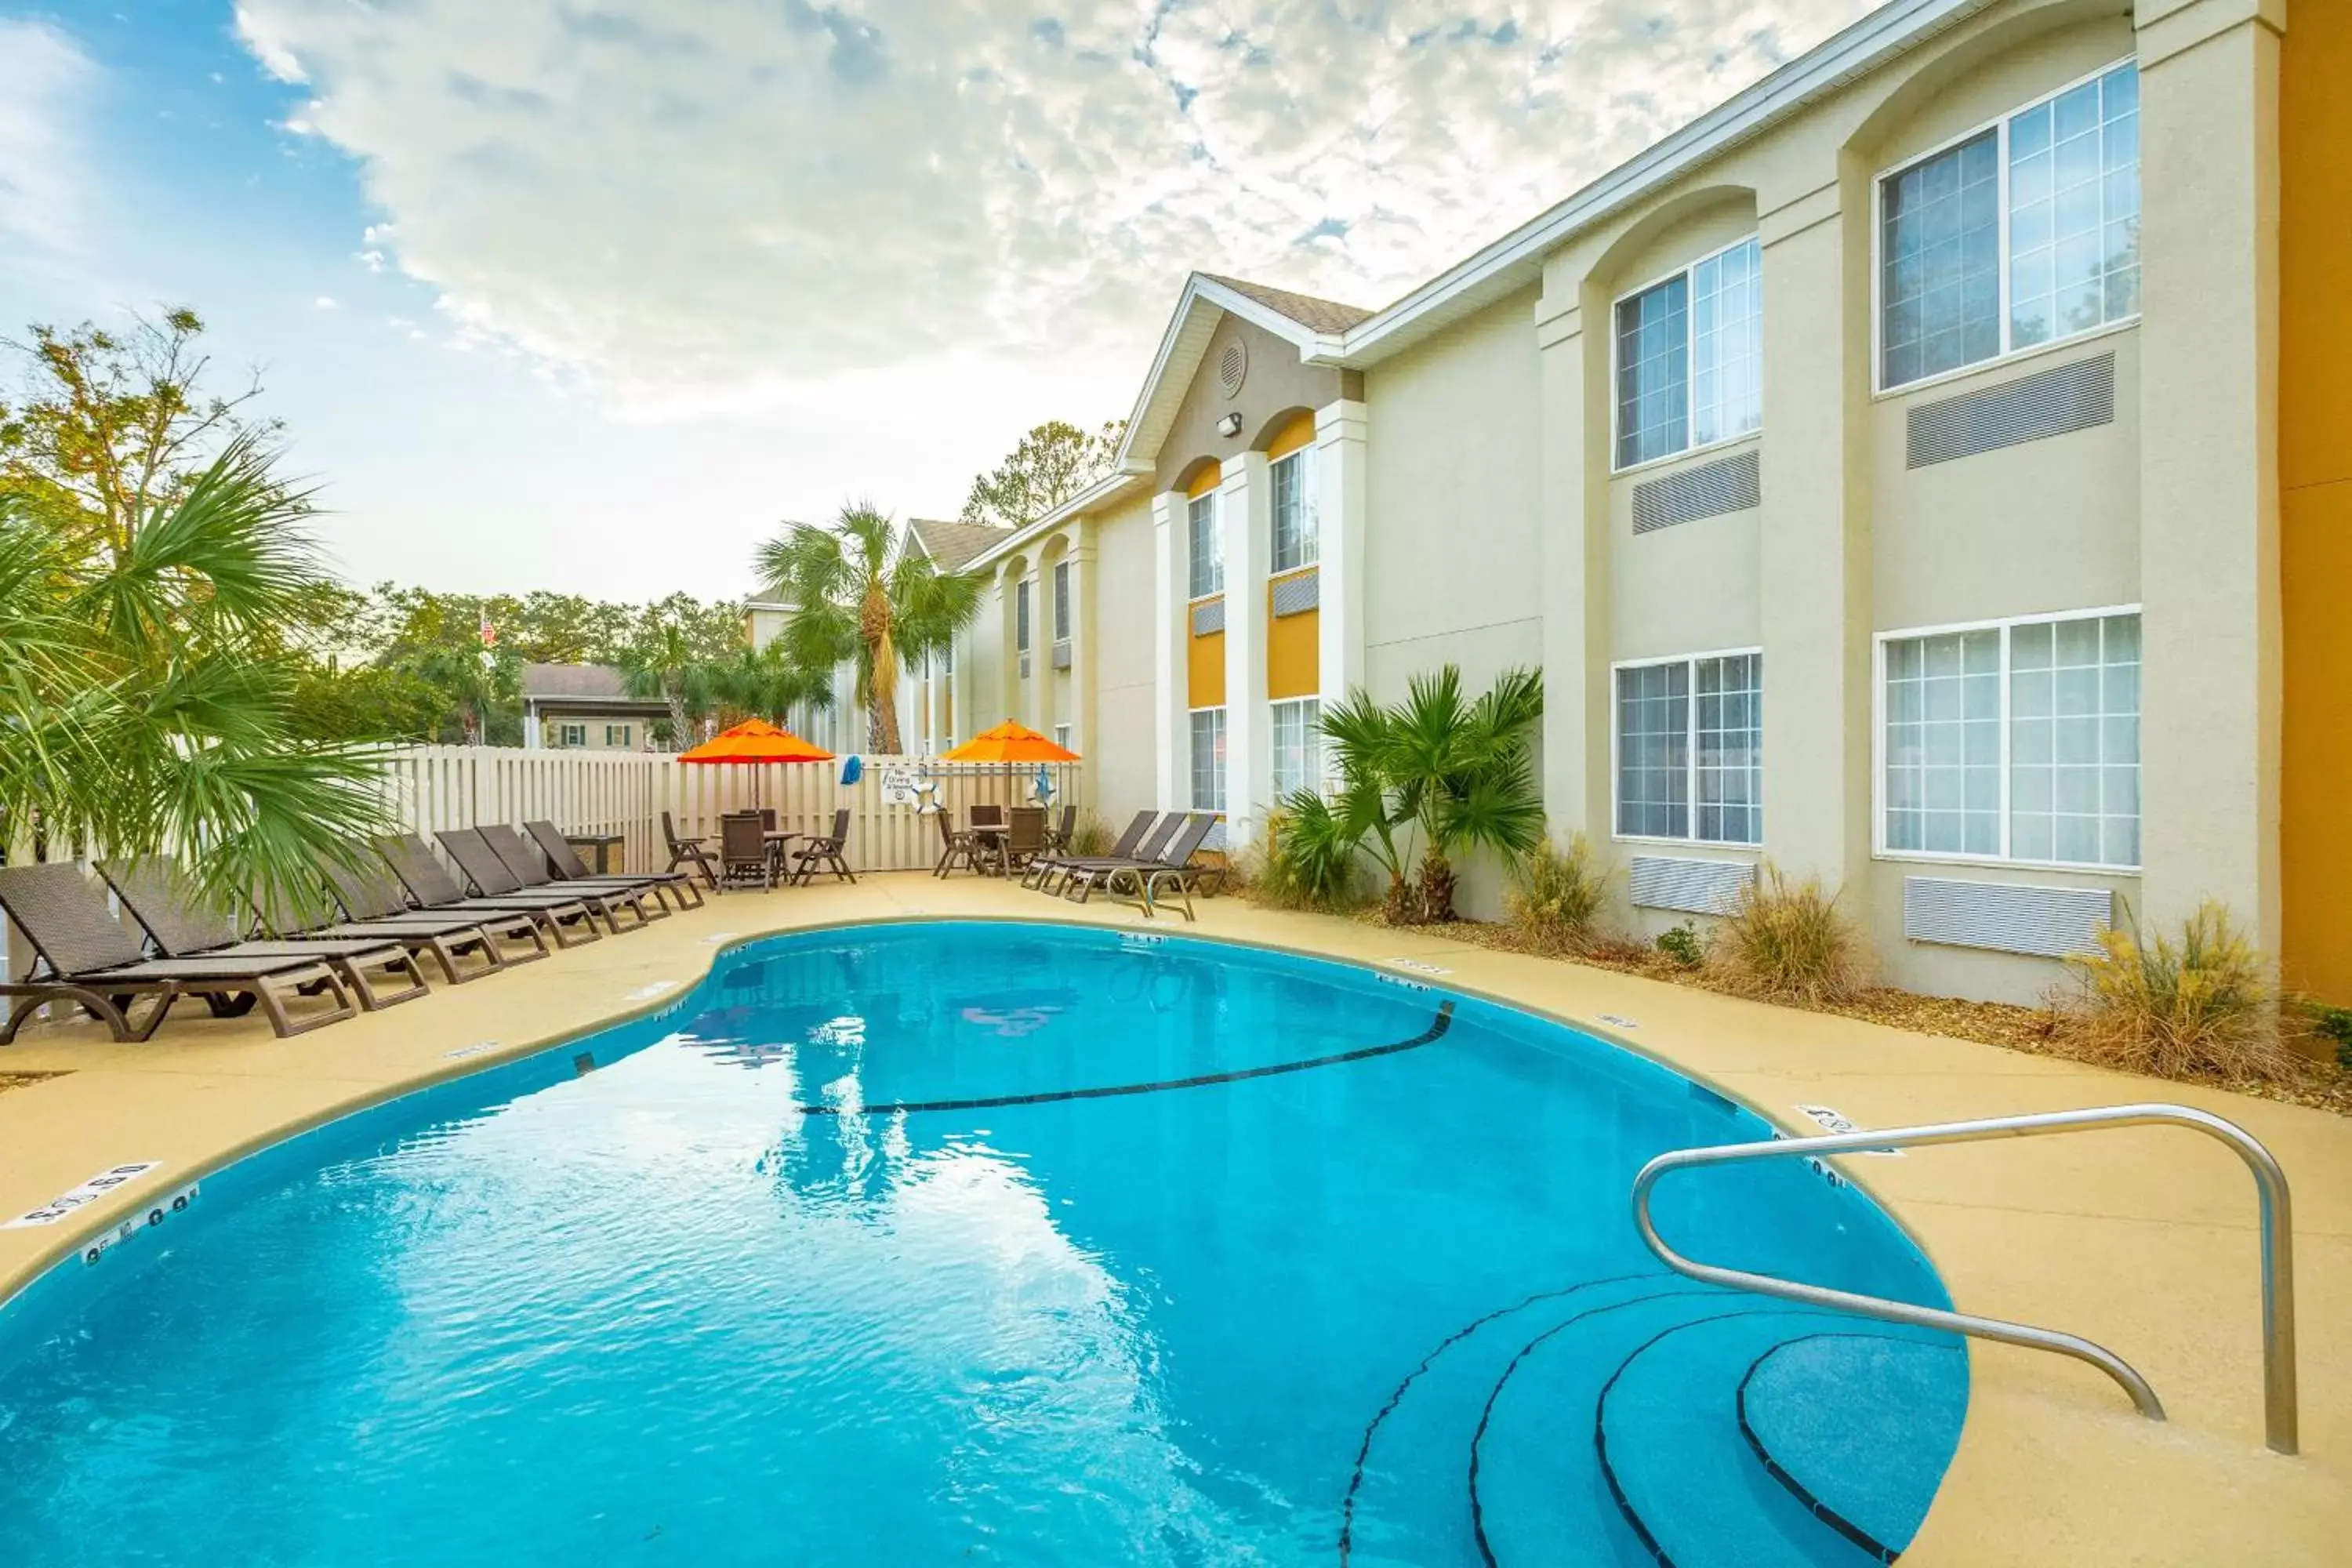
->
xmin=1632 ymin=448 xmax=1760 ymax=535
xmin=1192 ymin=599 xmax=1225 ymax=637
xmin=1903 ymin=876 xmax=2114 ymax=957
xmin=1272 ymin=569 xmax=1319 ymax=618
xmin=1217 ymin=338 xmax=1248 ymax=399
xmin=1907 ymin=353 xmax=2114 ymax=468
xmin=1628 ymin=855 xmax=1755 ymax=916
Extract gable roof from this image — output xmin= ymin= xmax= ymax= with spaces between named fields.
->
xmin=909 ymin=517 xmax=1011 ymax=573
xmin=1200 ymin=274 xmax=1374 ymax=336
xmin=521 ymin=662 xmax=667 ymax=708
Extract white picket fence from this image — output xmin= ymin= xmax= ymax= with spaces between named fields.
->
xmin=374 ymin=746 xmax=1080 ymax=875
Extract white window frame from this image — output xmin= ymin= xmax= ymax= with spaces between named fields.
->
xmin=1871 ymin=602 xmax=2143 ymax=873
xmin=557 ymin=722 xmax=586 ymax=749
xmin=1052 ymin=560 xmax=1072 ymax=641
xmin=1270 ymin=445 xmax=1319 ymax=573
xmin=1054 ymin=722 xmax=1072 ymax=753
xmin=604 ymin=723 xmax=631 ymax=748
xmin=1187 ymin=491 xmax=1223 ymax=602
xmin=1608 ymin=233 xmax=1765 ymax=476
xmin=1269 ymin=696 xmax=1323 ymax=800
xmin=1608 ymin=646 xmax=1764 ymax=848
xmin=1188 ymin=706 xmax=1228 ymax=814
xmin=1871 ymin=55 xmax=2141 ymax=398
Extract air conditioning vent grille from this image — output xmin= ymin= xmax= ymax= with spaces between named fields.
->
xmin=1632 ymin=448 xmax=1760 ymax=535
xmin=1902 ymin=875 xmax=2114 ymax=957
xmin=1628 ymin=855 xmax=1755 ymax=915
xmin=1272 ymin=570 xmax=1319 ymax=618
xmin=1191 ymin=599 xmax=1225 ymax=637
xmin=1907 ymin=353 xmax=2114 ymax=467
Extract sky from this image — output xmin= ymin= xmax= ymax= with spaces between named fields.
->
xmin=0 ymin=1 xmax=1878 ymax=602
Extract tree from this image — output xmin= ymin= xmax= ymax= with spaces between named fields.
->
xmin=956 ymin=419 xmax=1125 ymax=529
xmin=753 ymin=503 xmax=983 ymax=754
xmin=616 ymin=593 xmax=756 ymax=748
xmin=708 ymin=640 xmax=833 ymax=729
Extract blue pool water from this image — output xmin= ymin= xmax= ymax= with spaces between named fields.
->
xmin=0 ymin=923 xmax=1966 ymax=1566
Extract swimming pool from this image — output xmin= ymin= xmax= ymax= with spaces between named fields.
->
xmin=0 ymin=922 xmax=1966 ymax=1565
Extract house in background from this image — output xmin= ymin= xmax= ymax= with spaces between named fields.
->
xmin=743 ymin=517 xmax=1008 ymax=756
xmin=519 ymin=662 xmax=668 ymax=751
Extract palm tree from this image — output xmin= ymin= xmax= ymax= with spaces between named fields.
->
xmin=753 ymin=503 xmax=983 ymax=754
xmin=0 ymin=436 xmax=390 ymax=909
xmin=619 ymin=619 xmax=718 ymax=748
xmin=709 ymin=640 xmax=833 ymax=730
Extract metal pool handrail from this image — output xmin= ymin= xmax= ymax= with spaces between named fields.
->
xmin=1630 ymin=1102 xmax=2297 ymax=1455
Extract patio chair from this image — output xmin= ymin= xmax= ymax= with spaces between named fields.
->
xmin=1021 ymin=808 xmax=1157 ymax=893
xmin=1047 ymin=813 xmax=1184 ymax=899
xmin=1118 ymin=815 xmax=1227 ymax=921
xmin=437 ymin=829 xmax=653 ymax=934
xmin=313 ymin=851 xmax=546 ymax=980
xmin=98 ymin=857 xmax=430 ymax=1013
xmin=524 ymin=821 xmax=706 ymax=910
xmin=1021 ymin=809 xmax=1159 ymax=894
xmin=788 ymin=808 xmax=855 ymax=886
xmin=931 ymin=809 xmax=981 ymax=877
xmin=662 ymin=811 xmax=720 ymax=891
xmin=1065 ymin=814 xmax=1218 ymax=917
xmin=1044 ymin=806 xmax=1077 ymax=853
xmin=968 ymin=803 xmax=1007 ymax=875
xmin=376 ymin=834 xmax=603 ymax=949
xmin=718 ymin=812 xmax=773 ymax=891
xmin=474 ymin=824 xmax=669 ymax=924
xmin=0 ymin=862 xmax=357 ymax=1044
xmin=999 ymin=807 xmax=1048 ymax=877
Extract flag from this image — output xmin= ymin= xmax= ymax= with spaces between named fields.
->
xmin=477 ymin=614 xmax=497 ymax=649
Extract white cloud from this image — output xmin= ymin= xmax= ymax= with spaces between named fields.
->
xmin=314 ymin=295 xmax=338 ymax=308
xmin=0 ymin=19 xmax=99 ymax=260
xmin=232 ymin=1 xmax=1874 ymax=416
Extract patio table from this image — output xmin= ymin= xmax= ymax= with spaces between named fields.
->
xmin=564 ymin=833 xmax=625 ymax=875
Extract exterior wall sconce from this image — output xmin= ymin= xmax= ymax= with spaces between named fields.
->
xmin=1215 ymin=412 xmax=1243 ymax=438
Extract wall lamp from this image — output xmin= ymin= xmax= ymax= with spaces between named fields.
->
xmin=1214 ymin=412 xmax=1243 ymax=438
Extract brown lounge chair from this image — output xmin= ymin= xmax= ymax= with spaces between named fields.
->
xmin=308 ymin=852 xmax=548 ymax=982
xmin=662 ymin=811 xmax=721 ymax=891
xmin=98 ymin=857 xmax=430 ymax=1013
xmin=474 ymin=824 xmax=672 ymax=924
xmin=0 ymin=862 xmax=357 ymax=1043
xmin=521 ymin=821 xmax=706 ymax=911
xmin=437 ymin=828 xmax=654 ymax=934
xmin=786 ymin=808 xmax=855 ymax=886
xmin=1021 ymin=809 xmax=1159 ymax=893
xmin=1065 ymin=814 xmax=1218 ymax=917
xmin=1044 ymin=813 xmax=1183 ymax=899
xmin=376 ymin=834 xmax=604 ymax=948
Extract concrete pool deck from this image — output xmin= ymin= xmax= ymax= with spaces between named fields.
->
xmin=0 ymin=872 xmax=2344 ymax=1563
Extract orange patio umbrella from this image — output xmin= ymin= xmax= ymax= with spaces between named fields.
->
xmin=937 ymin=721 xmax=1080 ymax=764
xmin=678 ymin=718 xmax=834 ymax=804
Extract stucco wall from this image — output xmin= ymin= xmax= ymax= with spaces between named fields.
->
xmin=1087 ymin=495 xmax=1160 ymax=824
xmin=1152 ymin=315 xmax=1352 ymax=495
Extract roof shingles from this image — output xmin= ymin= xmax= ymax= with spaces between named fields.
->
xmin=1203 ymin=274 xmax=1375 ymax=336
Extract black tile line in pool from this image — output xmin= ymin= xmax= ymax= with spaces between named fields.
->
xmin=795 ymin=1000 xmax=1457 ymax=1117
xmin=1734 ymin=1330 xmax=1947 ymax=1565
xmin=1336 ymin=1270 xmax=1683 ymax=1565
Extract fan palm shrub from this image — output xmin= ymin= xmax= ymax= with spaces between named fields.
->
xmin=753 ymin=503 xmax=982 ymax=753
xmin=0 ymin=437 xmax=390 ymax=909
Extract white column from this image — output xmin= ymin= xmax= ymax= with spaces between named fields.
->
xmin=924 ymin=655 xmax=944 ymax=755
xmin=1222 ymin=451 xmax=1272 ymax=844
xmin=1535 ymin=285 xmax=1610 ymax=841
xmin=523 ymin=701 xmax=542 ymax=750
xmin=1067 ymin=539 xmax=1098 ymax=804
xmin=1315 ymin=398 xmax=1368 ymax=719
xmin=1151 ymin=492 xmax=1185 ymax=809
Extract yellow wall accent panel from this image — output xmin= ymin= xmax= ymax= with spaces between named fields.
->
xmin=1266 ymin=576 xmax=1319 ymax=700
xmin=1185 ymin=463 xmax=1222 ymax=499
xmin=1265 ymin=411 xmax=1317 ymax=462
xmin=2282 ymin=2 xmax=2352 ymax=1004
xmin=1187 ymin=612 xmax=1226 ymax=710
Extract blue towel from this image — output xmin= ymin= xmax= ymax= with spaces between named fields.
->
xmin=840 ymin=755 xmax=864 ymax=786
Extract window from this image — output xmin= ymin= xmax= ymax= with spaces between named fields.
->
xmin=1188 ymin=491 xmax=1223 ymax=599
xmin=1271 ymin=445 xmax=1318 ymax=573
xmin=1052 ymin=561 xmax=1071 ymax=640
xmin=1613 ymin=236 xmax=1762 ymax=470
xmin=604 ymin=724 xmax=631 ymax=748
xmin=1881 ymin=610 xmax=2140 ymax=867
xmin=557 ymin=722 xmax=586 ymax=749
xmin=1614 ymin=652 xmax=1762 ymax=844
xmin=1878 ymin=60 xmax=2139 ymax=390
xmin=1270 ymin=698 xmax=1322 ymax=798
xmin=1054 ymin=723 xmax=1072 ymax=753
xmin=1015 ymin=579 xmax=1032 ymax=679
xmin=1189 ymin=708 xmax=1227 ymax=812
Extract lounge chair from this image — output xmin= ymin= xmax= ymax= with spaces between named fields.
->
xmin=1119 ymin=815 xmax=1226 ymax=920
xmin=98 ymin=857 xmax=430 ymax=1013
xmin=311 ymin=852 xmax=546 ymax=981
xmin=717 ymin=812 xmax=772 ymax=890
xmin=473 ymin=824 xmax=670 ymax=923
xmin=376 ymin=834 xmax=604 ymax=948
xmin=931 ymin=808 xmax=981 ymax=877
xmin=524 ymin=821 xmax=706 ymax=910
xmin=662 ymin=811 xmax=720 ymax=891
xmin=1065 ymin=814 xmax=1218 ymax=917
xmin=1041 ymin=813 xmax=1181 ymax=898
xmin=437 ymin=828 xmax=655 ymax=933
xmin=0 ymin=862 xmax=357 ymax=1043
xmin=786 ymin=808 xmax=855 ymax=886
xmin=1022 ymin=808 xmax=1160 ymax=893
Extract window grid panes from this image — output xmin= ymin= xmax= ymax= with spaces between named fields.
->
xmin=1270 ymin=698 xmax=1322 ymax=799
xmin=1189 ymin=708 xmax=1227 ymax=813
xmin=1690 ymin=240 xmax=1762 ymax=448
xmin=1879 ymin=61 xmax=2140 ymax=390
xmin=1616 ymin=662 xmax=1690 ymax=839
xmin=1271 ymin=448 xmax=1318 ymax=573
xmin=2009 ymin=614 xmax=2140 ymax=867
xmin=1882 ymin=612 xmax=2140 ymax=868
xmin=2008 ymin=64 xmax=2139 ymax=351
xmin=1187 ymin=492 xmax=1222 ymax=600
xmin=1052 ymin=561 xmax=1071 ymax=640
xmin=605 ymin=724 xmax=630 ymax=748
xmin=1615 ymin=275 xmax=1690 ymax=468
xmin=1015 ymin=580 xmax=1030 ymax=652
xmin=1693 ymin=654 xmax=1762 ymax=845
